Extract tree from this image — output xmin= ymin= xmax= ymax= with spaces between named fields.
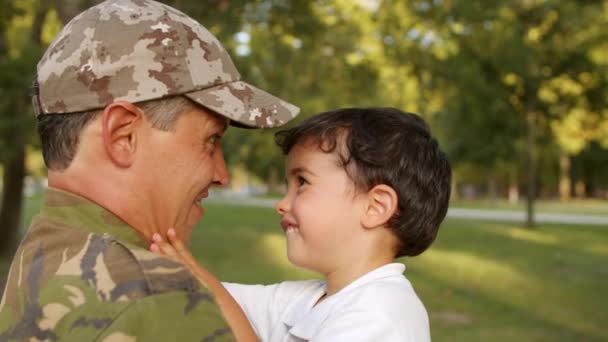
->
xmin=0 ymin=0 xmax=43 ymax=257
xmin=376 ymin=0 xmax=608 ymax=226
xmin=0 ymin=0 xmax=89 ymax=257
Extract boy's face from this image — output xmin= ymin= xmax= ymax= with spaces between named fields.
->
xmin=275 ymin=140 xmax=367 ymax=274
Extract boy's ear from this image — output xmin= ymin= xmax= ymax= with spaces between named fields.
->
xmin=361 ymin=184 xmax=398 ymax=229
xmin=101 ymin=101 xmax=143 ymax=168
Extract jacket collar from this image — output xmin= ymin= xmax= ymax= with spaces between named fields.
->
xmin=36 ymin=188 xmax=198 ymax=294
xmin=38 ymin=187 xmax=148 ymax=249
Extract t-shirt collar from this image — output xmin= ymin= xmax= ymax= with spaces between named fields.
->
xmin=284 ymin=263 xmax=406 ymax=339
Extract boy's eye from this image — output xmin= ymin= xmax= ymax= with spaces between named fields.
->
xmin=297 ymin=175 xmax=308 ymax=187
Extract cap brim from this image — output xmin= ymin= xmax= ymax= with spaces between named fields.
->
xmin=184 ymin=81 xmax=299 ymax=128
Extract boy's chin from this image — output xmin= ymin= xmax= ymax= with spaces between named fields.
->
xmin=287 ymin=254 xmax=322 ymax=273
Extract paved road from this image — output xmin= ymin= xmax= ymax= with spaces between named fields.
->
xmin=208 ymin=196 xmax=608 ymax=226
xmin=446 ymin=208 xmax=608 ymax=226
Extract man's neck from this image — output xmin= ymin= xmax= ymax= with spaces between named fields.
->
xmin=48 ymin=170 xmax=157 ymax=243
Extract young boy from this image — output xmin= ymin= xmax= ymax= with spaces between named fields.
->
xmin=152 ymin=107 xmax=451 ymax=341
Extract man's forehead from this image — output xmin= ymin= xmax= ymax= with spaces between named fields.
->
xmin=192 ymin=106 xmax=229 ymax=131
xmin=212 ymin=113 xmax=230 ymax=132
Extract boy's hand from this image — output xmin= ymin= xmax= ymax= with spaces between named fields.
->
xmin=149 ymin=230 xmax=180 ymax=261
xmin=150 ymin=229 xmax=210 ymax=285
xmin=149 ymin=229 xmax=260 ymax=342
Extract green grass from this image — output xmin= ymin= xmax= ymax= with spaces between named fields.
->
xmin=405 ymin=221 xmax=607 ymax=341
xmin=5 ymin=197 xmax=608 ymax=341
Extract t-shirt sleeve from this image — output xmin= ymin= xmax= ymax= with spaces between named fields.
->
xmin=221 ymin=282 xmax=280 ymax=340
xmin=90 ymin=291 xmax=234 ymax=342
xmin=222 ymin=280 xmax=321 ymax=341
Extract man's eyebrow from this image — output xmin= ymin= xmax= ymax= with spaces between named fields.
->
xmin=209 ymin=120 xmax=228 ymax=137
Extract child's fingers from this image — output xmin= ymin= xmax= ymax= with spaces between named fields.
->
xmin=166 ymin=228 xmax=200 ymax=268
xmin=167 ymin=228 xmax=190 ymax=256
xmin=152 ymin=233 xmax=181 ymax=261
xmin=149 ymin=243 xmax=161 ymax=253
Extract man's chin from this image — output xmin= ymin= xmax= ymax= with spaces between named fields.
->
xmin=182 ymin=219 xmax=199 ymax=244
xmin=181 ymin=227 xmax=193 ymax=246
xmin=181 ymin=203 xmax=205 ymax=243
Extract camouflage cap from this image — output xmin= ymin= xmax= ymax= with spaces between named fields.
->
xmin=33 ymin=0 xmax=299 ymax=128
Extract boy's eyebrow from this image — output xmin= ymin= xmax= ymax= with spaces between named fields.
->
xmin=289 ymin=166 xmax=317 ymax=177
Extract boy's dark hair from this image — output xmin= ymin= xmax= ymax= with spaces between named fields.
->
xmin=275 ymin=107 xmax=451 ymax=257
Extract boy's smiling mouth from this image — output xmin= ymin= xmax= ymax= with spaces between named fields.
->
xmin=280 ymin=218 xmax=299 ymax=234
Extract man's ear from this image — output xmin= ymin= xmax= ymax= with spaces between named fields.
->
xmin=101 ymin=101 xmax=143 ymax=168
xmin=361 ymin=184 xmax=398 ymax=229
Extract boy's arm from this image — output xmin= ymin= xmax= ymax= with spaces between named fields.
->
xmin=221 ymin=281 xmax=282 ymax=339
xmin=151 ymin=230 xmax=258 ymax=342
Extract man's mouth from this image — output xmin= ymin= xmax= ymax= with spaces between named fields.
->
xmin=194 ymin=190 xmax=209 ymax=211
xmin=195 ymin=190 xmax=209 ymax=203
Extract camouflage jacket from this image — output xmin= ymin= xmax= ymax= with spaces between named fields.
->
xmin=0 ymin=188 xmax=234 ymax=342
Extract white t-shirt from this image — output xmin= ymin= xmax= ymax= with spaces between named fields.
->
xmin=223 ymin=263 xmax=430 ymax=342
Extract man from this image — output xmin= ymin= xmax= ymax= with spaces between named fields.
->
xmin=0 ymin=0 xmax=298 ymax=341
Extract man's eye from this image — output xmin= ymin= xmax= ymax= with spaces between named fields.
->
xmin=208 ymin=134 xmax=221 ymax=145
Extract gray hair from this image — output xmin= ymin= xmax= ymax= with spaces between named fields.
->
xmin=38 ymin=96 xmax=197 ymax=170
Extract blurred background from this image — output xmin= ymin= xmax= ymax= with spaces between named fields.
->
xmin=0 ymin=0 xmax=607 ymax=341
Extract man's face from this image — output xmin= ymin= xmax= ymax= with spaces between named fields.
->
xmin=140 ymin=106 xmax=229 ymax=243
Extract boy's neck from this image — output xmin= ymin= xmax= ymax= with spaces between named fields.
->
xmin=323 ymin=254 xmax=395 ymax=298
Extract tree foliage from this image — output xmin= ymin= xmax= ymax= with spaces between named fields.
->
xmin=375 ymin=0 xmax=608 ymax=210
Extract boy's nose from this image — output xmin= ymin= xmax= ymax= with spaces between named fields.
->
xmin=275 ymin=195 xmax=289 ymax=215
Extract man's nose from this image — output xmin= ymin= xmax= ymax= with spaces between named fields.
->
xmin=212 ymin=151 xmax=229 ymax=186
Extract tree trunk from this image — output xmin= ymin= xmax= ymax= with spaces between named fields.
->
xmin=52 ymin=0 xmax=99 ymax=24
xmin=267 ymin=168 xmax=279 ymax=194
xmin=31 ymin=0 xmax=49 ymax=44
xmin=559 ymin=153 xmax=571 ymax=201
xmin=487 ymin=173 xmax=498 ymax=205
xmin=0 ymin=1 xmax=50 ymax=258
xmin=508 ymin=168 xmax=519 ymax=204
xmin=525 ymin=110 xmax=536 ymax=228
xmin=0 ymin=125 xmax=25 ymax=258
xmin=575 ymin=180 xmax=586 ymax=198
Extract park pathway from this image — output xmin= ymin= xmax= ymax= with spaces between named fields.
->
xmin=208 ymin=196 xmax=608 ymax=227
